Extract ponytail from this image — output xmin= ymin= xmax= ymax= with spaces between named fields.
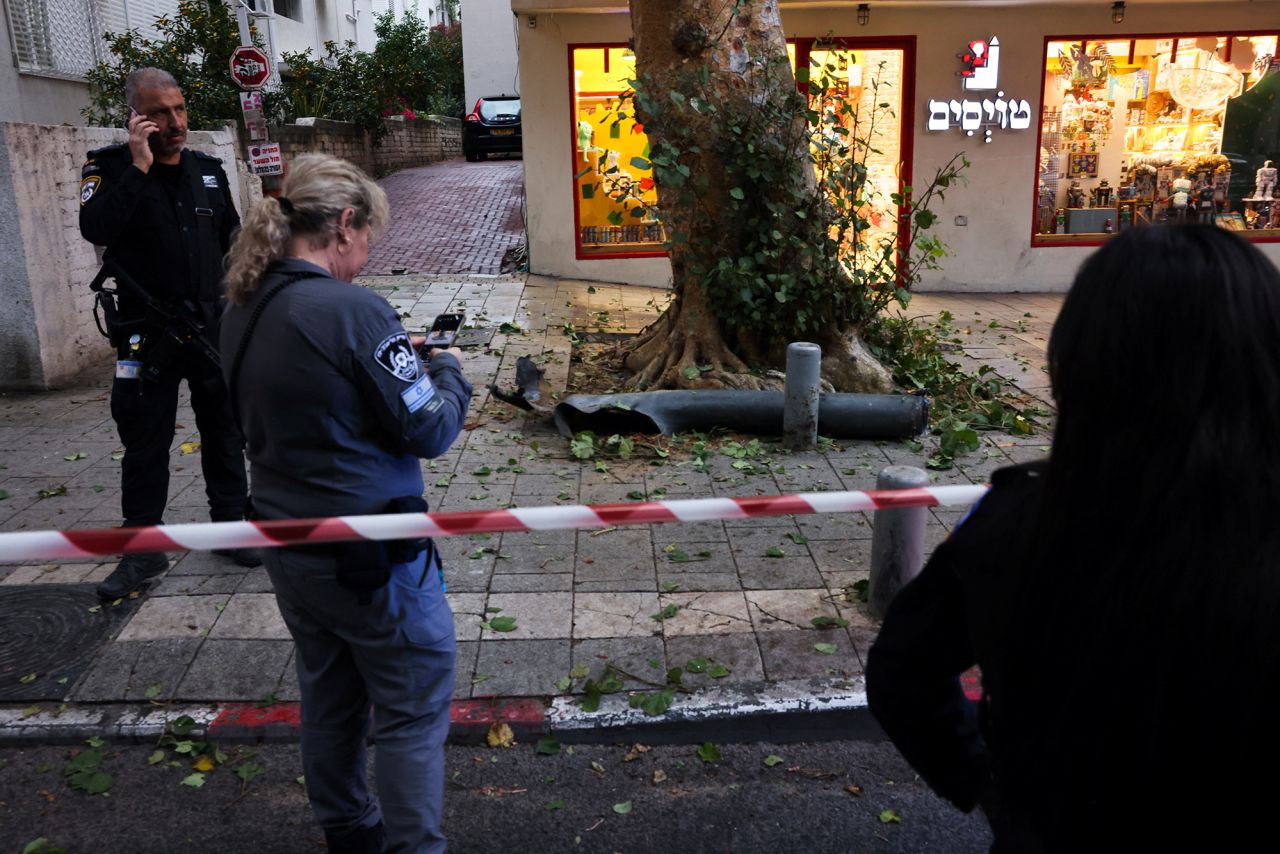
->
xmin=223 ymin=154 xmax=389 ymax=304
xmin=224 ymin=196 xmax=292 ymax=305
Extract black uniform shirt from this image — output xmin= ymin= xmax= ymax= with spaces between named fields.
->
xmin=79 ymin=143 xmax=240 ymax=314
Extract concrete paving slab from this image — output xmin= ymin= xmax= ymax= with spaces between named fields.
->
xmin=116 ymin=594 xmax=227 ymax=641
xmin=177 ymin=640 xmax=293 ymax=701
xmin=207 ymin=593 xmax=290 ymax=640
xmin=473 ymin=639 xmax=570 ymax=697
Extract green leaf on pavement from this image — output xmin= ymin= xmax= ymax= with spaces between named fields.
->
xmin=684 ymin=657 xmax=708 ymax=673
xmin=63 ymin=452 xmax=88 ymax=461
xmin=296 ymin=775 xmax=306 ymax=786
xmin=555 ymin=676 xmax=571 ymax=693
xmin=810 ymin=616 xmax=849 ymax=629
xmin=786 ymin=532 xmax=809 ymax=545
xmin=765 ymin=546 xmax=785 ymax=558
xmin=536 ymin=737 xmax=561 ymax=756
xmin=569 ymin=664 xmax=590 ymax=679
xmin=709 ymin=664 xmax=731 ymax=679
xmin=570 ymin=431 xmax=595 ymax=460
xmin=22 ymin=838 xmax=67 ymax=854
xmin=144 ymin=684 xmax=163 ymax=700
xmin=148 ymin=750 xmax=166 ymax=765
xmin=814 ymin=642 xmax=837 ymax=655
xmin=682 ymin=366 xmax=700 ymax=380
xmin=696 ymin=742 xmax=722 ymax=763
xmin=18 ymin=673 xmax=37 ymax=684
xmin=651 ymin=604 xmax=679 ymax=622
xmin=482 ymin=616 xmax=517 ymax=632
xmin=763 ymin=754 xmax=784 ymax=767
xmin=235 ymin=763 xmax=264 ymax=785
xmin=879 ymin=809 xmax=902 ymax=824
xmin=0 ymin=489 xmax=9 ymax=500
xmin=612 ymin=801 xmax=633 ymax=815
xmin=545 ymin=799 xmax=565 ymax=811
xmin=85 ymin=737 xmax=105 ymax=748
xmin=628 ymin=688 xmax=674 ymax=717
xmin=168 ymin=715 xmax=196 ymax=736
xmin=180 ymin=773 xmax=206 ymax=788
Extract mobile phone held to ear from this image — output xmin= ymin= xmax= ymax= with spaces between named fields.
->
xmin=422 ymin=313 xmax=464 ymax=350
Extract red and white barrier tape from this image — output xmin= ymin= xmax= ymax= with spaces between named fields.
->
xmin=0 ymin=485 xmax=987 ymax=563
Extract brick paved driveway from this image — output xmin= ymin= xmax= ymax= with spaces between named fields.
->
xmin=361 ymin=158 xmax=525 ymax=276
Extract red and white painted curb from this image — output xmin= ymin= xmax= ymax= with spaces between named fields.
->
xmin=0 ymin=486 xmax=987 ymax=563
xmin=0 ymin=677 xmax=984 ymax=745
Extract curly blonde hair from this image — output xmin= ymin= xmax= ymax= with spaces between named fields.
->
xmin=224 ymin=154 xmax=390 ymax=304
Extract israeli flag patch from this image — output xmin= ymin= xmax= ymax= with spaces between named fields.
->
xmin=400 ymin=374 xmax=436 ymax=413
xmin=202 ymin=174 xmax=219 ymax=188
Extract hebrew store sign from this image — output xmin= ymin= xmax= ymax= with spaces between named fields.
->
xmin=927 ymin=37 xmax=1033 ymax=142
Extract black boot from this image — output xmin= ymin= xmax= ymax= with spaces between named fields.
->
xmin=324 ymin=821 xmax=385 ymax=854
xmin=213 ymin=547 xmax=263 ymax=567
xmin=96 ymin=552 xmax=168 ymax=600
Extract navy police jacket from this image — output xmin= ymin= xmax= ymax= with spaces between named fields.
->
xmin=79 ymin=143 xmax=239 ymax=314
xmin=219 ymin=258 xmax=472 ymax=520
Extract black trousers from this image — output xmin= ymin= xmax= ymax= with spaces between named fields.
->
xmin=110 ymin=340 xmax=248 ymax=527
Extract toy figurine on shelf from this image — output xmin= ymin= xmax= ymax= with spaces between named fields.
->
xmin=1067 ymin=180 xmax=1087 ymax=209
xmin=1254 ymin=160 xmax=1277 ymax=201
xmin=1195 ymin=180 xmax=1218 ymax=224
xmin=1091 ymin=180 xmax=1114 ymax=209
xmin=1171 ymin=176 xmax=1193 ymax=220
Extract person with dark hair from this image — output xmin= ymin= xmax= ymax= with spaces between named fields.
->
xmin=79 ymin=67 xmax=259 ymax=600
xmin=221 ymin=154 xmax=469 ymax=854
xmin=866 ymin=223 xmax=1280 ymax=851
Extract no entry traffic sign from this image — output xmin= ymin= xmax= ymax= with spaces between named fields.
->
xmin=230 ymin=45 xmax=271 ymax=90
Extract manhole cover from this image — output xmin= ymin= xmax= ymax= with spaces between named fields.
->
xmin=0 ymin=586 xmax=127 ymax=701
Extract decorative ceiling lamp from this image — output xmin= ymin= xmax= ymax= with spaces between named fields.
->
xmin=1164 ymin=49 xmax=1243 ymax=111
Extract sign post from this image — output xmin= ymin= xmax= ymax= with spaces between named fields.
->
xmin=229 ymin=30 xmax=282 ymax=185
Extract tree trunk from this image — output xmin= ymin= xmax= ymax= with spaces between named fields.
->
xmin=623 ymin=0 xmax=893 ymax=394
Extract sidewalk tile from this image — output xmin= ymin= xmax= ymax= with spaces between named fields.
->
xmin=571 ymin=637 xmax=666 ymax=690
xmin=758 ymin=629 xmax=862 ymax=681
xmin=207 ymin=593 xmax=290 ymax=640
xmin=117 ymin=594 xmax=227 ymax=641
xmin=177 ymin=640 xmax=293 ymax=701
xmin=472 ymin=639 xmax=569 ymax=697
xmin=447 ymin=592 xmax=486 ymax=641
xmin=69 ymin=638 xmax=201 ymax=702
xmin=482 ymin=592 xmax=571 ymax=640
xmin=573 ymin=592 xmax=661 ymax=639
xmin=152 ymin=574 xmax=242 ymax=596
xmin=489 ymin=573 xmax=573 ymax=592
xmin=657 ymin=591 xmax=752 ymax=637
xmin=665 ymin=634 xmax=765 ymax=687
xmin=454 ymin=640 xmax=479 ymax=699
xmin=745 ymin=589 xmax=842 ymax=632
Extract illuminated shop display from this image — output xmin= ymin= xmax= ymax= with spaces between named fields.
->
xmin=1035 ymin=33 xmax=1279 ymax=242
xmin=569 ymin=41 xmax=908 ymax=260
xmin=571 ymin=46 xmax=664 ymax=259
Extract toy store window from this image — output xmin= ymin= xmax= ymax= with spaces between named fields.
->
xmin=570 ymin=45 xmax=666 ymax=260
xmin=1033 ymin=33 xmax=1280 ymax=246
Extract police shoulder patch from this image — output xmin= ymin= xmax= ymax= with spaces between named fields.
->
xmin=202 ymin=174 xmax=219 ymax=188
xmin=80 ymin=175 xmax=102 ymax=206
xmin=373 ymin=332 xmax=419 ymax=383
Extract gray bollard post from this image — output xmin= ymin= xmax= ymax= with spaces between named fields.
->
xmin=868 ymin=465 xmax=931 ymax=620
xmin=783 ymin=342 xmax=821 ymax=451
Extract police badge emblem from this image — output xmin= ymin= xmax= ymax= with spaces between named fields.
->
xmin=80 ymin=175 xmax=102 ymax=206
xmin=374 ymin=332 xmax=419 ymax=382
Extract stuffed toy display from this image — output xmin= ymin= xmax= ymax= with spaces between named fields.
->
xmin=1254 ymin=160 xmax=1277 ymax=201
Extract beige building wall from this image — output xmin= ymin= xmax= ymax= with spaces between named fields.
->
xmin=513 ymin=0 xmax=1280 ymax=291
xmin=462 ymin=0 xmax=521 ymax=109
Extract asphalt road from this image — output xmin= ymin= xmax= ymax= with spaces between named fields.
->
xmin=1 ymin=738 xmax=991 ymax=853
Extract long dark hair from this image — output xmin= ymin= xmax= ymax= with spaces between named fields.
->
xmin=998 ymin=225 xmax=1280 ymax=848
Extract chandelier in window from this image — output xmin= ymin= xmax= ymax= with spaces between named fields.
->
xmin=1163 ymin=49 xmax=1243 ymax=111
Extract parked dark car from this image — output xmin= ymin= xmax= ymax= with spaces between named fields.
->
xmin=463 ymin=95 xmax=521 ymax=161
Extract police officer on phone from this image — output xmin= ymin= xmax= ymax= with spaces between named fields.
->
xmin=79 ymin=67 xmax=259 ymax=600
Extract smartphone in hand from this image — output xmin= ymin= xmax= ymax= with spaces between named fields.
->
xmin=421 ymin=313 xmax=465 ymax=350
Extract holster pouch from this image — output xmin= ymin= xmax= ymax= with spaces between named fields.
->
xmin=336 ymin=495 xmax=432 ymax=604
xmin=141 ymin=332 xmax=182 ymax=383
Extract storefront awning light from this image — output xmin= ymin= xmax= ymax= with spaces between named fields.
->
xmin=1111 ymin=2 xmax=1125 ymax=25
xmin=857 ymin=4 xmax=870 ymax=26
